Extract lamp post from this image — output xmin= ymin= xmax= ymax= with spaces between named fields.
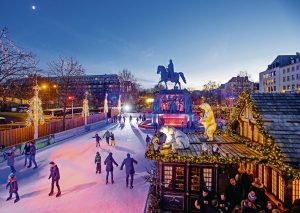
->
xmin=68 ymin=96 xmax=74 ymax=118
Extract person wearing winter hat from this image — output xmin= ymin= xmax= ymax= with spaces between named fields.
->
xmin=120 ymin=153 xmax=138 ymax=189
xmin=6 ymin=173 xmax=20 ymax=203
xmin=195 ymin=188 xmax=212 ymax=212
xmin=250 ymin=178 xmax=267 ymax=208
xmin=241 ymin=191 xmax=257 ymax=213
xmin=48 ymin=161 xmax=61 ymax=197
xmin=4 ymin=149 xmax=16 ymax=173
xmin=104 ymin=153 xmax=118 ymax=184
xmin=95 ymin=152 xmax=101 ymax=174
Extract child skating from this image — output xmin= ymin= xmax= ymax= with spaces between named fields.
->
xmin=95 ymin=152 xmax=101 ymax=174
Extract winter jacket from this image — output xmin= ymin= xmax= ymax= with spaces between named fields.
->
xmin=30 ymin=145 xmax=36 ymax=155
xmin=4 ymin=151 xmax=14 ymax=166
xmin=6 ymin=177 xmax=18 ymax=193
xmin=104 ymin=154 xmax=118 ymax=171
xmin=49 ymin=165 xmax=60 ymax=181
xmin=110 ymin=134 xmax=115 ymax=140
xmin=225 ymin=183 xmax=242 ymax=206
xmin=103 ymin=131 xmax=110 ymax=139
xmin=95 ymin=155 xmax=101 ymax=164
xmin=23 ymin=145 xmax=31 ymax=155
xmin=93 ymin=135 xmax=101 ymax=142
xmin=121 ymin=157 xmax=138 ymax=175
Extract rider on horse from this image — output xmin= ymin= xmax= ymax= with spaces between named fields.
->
xmin=167 ymin=59 xmax=174 ymax=80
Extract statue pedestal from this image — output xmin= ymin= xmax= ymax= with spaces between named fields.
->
xmin=152 ymin=89 xmax=194 ymax=127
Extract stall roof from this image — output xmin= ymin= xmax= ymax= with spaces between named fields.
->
xmin=145 ymin=133 xmax=263 ymax=164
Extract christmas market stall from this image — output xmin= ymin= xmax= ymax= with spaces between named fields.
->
xmin=145 ymin=92 xmax=300 ymax=212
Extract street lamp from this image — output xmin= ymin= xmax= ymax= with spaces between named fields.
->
xmin=68 ymin=96 xmax=74 ymax=118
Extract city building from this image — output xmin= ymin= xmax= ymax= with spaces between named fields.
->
xmin=49 ymin=74 xmax=121 ymax=109
xmin=259 ymin=53 xmax=300 ymax=93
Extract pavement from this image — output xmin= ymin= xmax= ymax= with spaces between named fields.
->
xmin=0 ymin=116 xmax=153 ymax=213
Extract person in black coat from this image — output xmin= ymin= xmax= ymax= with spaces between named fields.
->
xmin=22 ymin=142 xmax=31 ymax=167
xmin=145 ymin=135 xmax=151 ymax=146
xmin=48 ymin=161 xmax=61 ymax=197
xmin=6 ymin=173 xmax=20 ymax=203
xmin=93 ymin=133 xmax=101 ymax=147
xmin=218 ymin=193 xmax=230 ymax=213
xmin=28 ymin=142 xmax=38 ymax=169
xmin=194 ymin=188 xmax=212 ymax=212
xmin=225 ymin=178 xmax=242 ymax=210
xmin=104 ymin=153 xmax=118 ymax=184
xmin=120 ymin=153 xmax=138 ymax=189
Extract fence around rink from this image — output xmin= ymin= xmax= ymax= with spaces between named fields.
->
xmin=0 ymin=113 xmax=106 ymax=148
xmin=0 ymin=114 xmax=108 ymax=163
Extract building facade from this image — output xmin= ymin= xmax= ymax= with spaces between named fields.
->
xmin=259 ymin=53 xmax=300 ymax=93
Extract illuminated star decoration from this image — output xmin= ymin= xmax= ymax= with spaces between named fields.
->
xmin=32 ymin=5 xmax=36 ymax=10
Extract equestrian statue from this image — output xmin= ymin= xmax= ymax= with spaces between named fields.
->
xmin=157 ymin=59 xmax=186 ymax=89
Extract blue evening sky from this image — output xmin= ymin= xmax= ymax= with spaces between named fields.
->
xmin=1 ymin=0 xmax=300 ymax=89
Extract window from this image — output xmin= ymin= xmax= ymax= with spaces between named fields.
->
xmin=287 ymin=76 xmax=290 ymax=81
xmin=163 ymin=165 xmax=185 ymax=191
xmin=175 ymin=167 xmax=185 ymax=191
xmin=293 ymin=180 xmax=300 ymax=202
xmin=190 ymin=167 xmax=213 ymax=192
xmin=203 ymin=168 xmax=213 ymax=191
xmin=297 ymin=65 xmax=300 ymax=70
xmin=283 ymin=77 xmax=286 ymax=82
xmin=163 ymin=166 xmax=173 ymax=190
xmin=272 ymin=170 xmax=278 ymax=196
xmin=297 ymin=74 xmax=300 ymax=79
xmin=278 ymin=175 xmax=285 ymax=201
xmin=292 ymin=75 xmax=295 ymax=80
xmin=292 ymin=66 xmax=295 ymax=71
xmin=283 ymin=69 xmax=286 ymax=74
xmin=287 ymin=68 xmax=290 ymax=72
xmin=191 ymin=167 xmax=201 ymax=191
xmin=292 ymin=84 xmax=295 ymax=89
xmin=274 ymin=86 xmax=276 ymax=91
xmin=283 ymin=86 xmax=286 ymax=90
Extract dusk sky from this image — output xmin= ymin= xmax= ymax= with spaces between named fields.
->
xmin=1 ymin=0 xmax=300 ymax=89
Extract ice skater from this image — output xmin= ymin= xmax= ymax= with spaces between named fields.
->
xmin=104 ymin=153 xmax=118 ymax=184
xmin=95 ymin=152 xmax=101 ymax=174
xmin=103 ymin=130 xmax=110 ymax=145
xmin=48 ymin=161 xmax=61 ymax=197
xmin=145 ymin=134 xmax=151 ymax=147
xmin=93 ymin=133 xmax=102 ymax=147
xmin=129 ymin=115 xmax=132 ymax=123
xmin=110 ymin=132 xmax=116 ymax=146
xmin=28 ymin=142 xmax=38 ymax=169
xmin=120 ymin=153 xmax=138 ymax=189
xmin=4 ymin=148 xmax=16 ymax=174
xmin=6 ymin=173 xmax=20 ymax=203
xmin=22 ymin=142 xmax=31 ymax=167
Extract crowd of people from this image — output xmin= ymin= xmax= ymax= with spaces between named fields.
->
xmin=193 ymin=167 xmax=297 ymax=213
xmin=2 ymin=113 xmax=142 ymax=204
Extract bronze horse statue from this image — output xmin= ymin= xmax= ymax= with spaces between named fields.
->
xmin=157 ymin=65 xmax=186 ymax=89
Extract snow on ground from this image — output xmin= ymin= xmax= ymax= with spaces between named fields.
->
xmin=0 ymin=117 xmax=153 ymax=213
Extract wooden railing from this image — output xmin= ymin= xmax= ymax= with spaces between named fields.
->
xmin=0 ymin=113 xmax=105 ymax=147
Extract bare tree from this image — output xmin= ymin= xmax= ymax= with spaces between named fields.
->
xmin=118 ymin=69 xmax=140 ymax=104
xmin=0 ymin=28 xmax=36 ymax=84
xmin=202 ymin=80 xmax=220 ymax=91
xmin=48 ymin=56 xmax=85 ymax=129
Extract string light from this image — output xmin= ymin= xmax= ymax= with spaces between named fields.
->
xmin=146 ymin=91 xmax=300 ymax=180
xmin=26 ymin=85 xmax=44 ymax=127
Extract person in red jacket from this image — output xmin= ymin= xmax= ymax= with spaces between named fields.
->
xmin=6 ymin=173 xmax=20 ymax=203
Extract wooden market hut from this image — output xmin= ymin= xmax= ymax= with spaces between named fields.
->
xmin=145 ymin=92 xmax=300 ymax=212
xmin=227 ymin=92 xmax=300 ymax=210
